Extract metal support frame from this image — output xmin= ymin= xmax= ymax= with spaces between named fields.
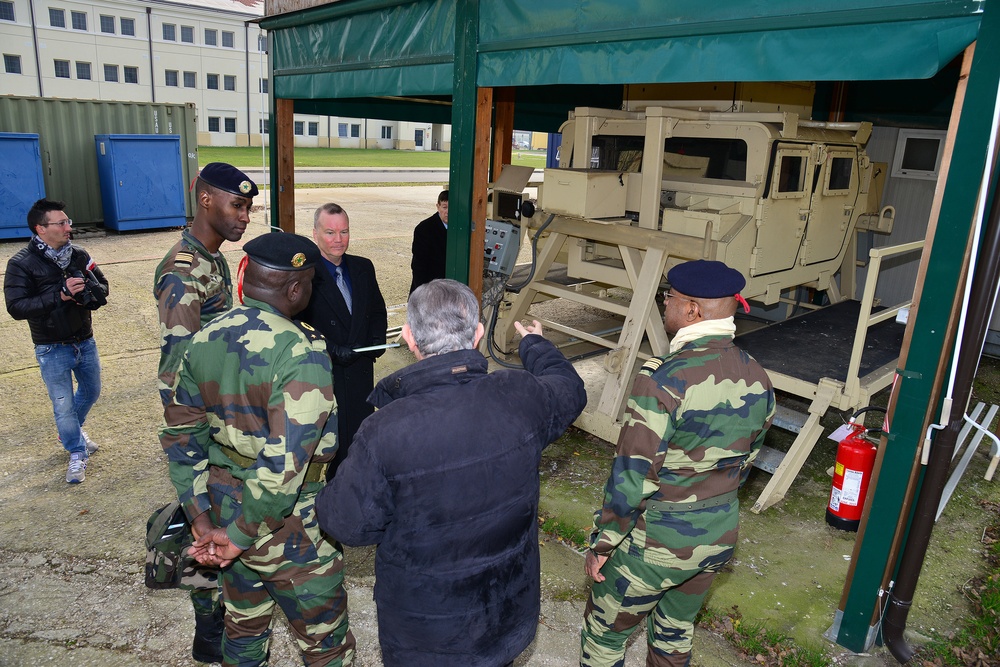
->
xmin=750 ymin=240 xmax=922 ymax=513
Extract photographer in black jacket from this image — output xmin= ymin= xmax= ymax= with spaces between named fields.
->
xmin=4 ymin=199 xmax=109 ymax=484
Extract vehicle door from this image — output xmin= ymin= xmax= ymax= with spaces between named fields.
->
xmin=753 ymin=143 xmax=815 ymax=276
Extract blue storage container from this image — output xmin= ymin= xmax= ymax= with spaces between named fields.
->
xmin=0 ymin=133 xmax=46 ymax=240
xmin=94 ymin=134 xmax=186 ymax=231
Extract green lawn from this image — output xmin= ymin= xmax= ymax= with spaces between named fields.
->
xmin=197 ymin=146 xmax=548 ymax=169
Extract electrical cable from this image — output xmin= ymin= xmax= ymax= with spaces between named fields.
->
xmin=483 ymin=213 xmax=560 ymax=369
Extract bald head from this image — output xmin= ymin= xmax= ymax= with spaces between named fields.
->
xmin=243 ymin=260 xmax=315 ymax=318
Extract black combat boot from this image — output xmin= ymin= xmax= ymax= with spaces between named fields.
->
xmin=191 ymin=606 xmax=225 ymax=663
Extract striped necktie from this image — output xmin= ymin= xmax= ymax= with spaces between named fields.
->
xmin=335 ymin=265 xmax=352 ymax=314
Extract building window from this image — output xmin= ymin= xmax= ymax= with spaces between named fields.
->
xmin=259 ymin=117 xmax=269 ymax=133
xmin=120 ymin=17 xmax=135 ymax=36
xmin=259 ymin=78 xmax=268 ymax=94
xmin=165 ymin=69 xmax=178 ymax=87
xmin=54 ymin=59 xmax=70 ymax=78
xmin=124 ymin=65 xmax=138 ymax=84
xmin=180 ymin=25 xmax=193 ymax=43
xmin=338 ymin=123 xmax=347 ymax=137
xmin=350 ymin=124 xmax=360 ymax=138
xmin=4 ymin=54 xmax=21 ymax=74
xmin=224 ymin=117 xmax=236 ymax=133
xmin=71 ymin=10 xmax=86 ymax=31
xmin=162 ymin=23 xmax=175 ymax=41
xmin=183 ymin=71 xmax=196 ymax=88
xmin=104 ymin=64 xmax=118 ymax=82
xmin=221 ymin=31 xmax=234 ymax=48
xmin=49 ymin=8 xmax=65 ymax=28
xmin=0 ymin=2 xmax=14 ymax=21
xmin=206 ymin=73 xmax=219 ymax=90
xmin=208 ymin=116 xmax=220 ymax=132
xmin=99 ymin=15 xmax=114 ymax=33
xmin=381 ymin=126 xmax=392 ymax=140
xmin=76 ymin=62 xmax=91 ymax=80
xmin=204 ymin=29 xmax=217 ymax=46
xmin=257 ymin=34 xmax=267 ymax=52
xmin=223 ymin=75 xmax=236 ymax=91
xmin=308 ymin=122 xmax=319 ymax=136
xmin=294 ymin=121 xmax=304 ymax=136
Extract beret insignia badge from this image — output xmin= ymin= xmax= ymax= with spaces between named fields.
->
xmin=291 ymin=252 xmax=306 ymax=268
xmin=239 ymin=180 xmax=253 ymax=195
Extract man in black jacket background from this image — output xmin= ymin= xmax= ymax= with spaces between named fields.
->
xmin=4 ymin=199 xmax=109 ymax=484
xmin=299 ymin=202 xmax=387 ymax=479
xmin=409 ymin=189 xmax=448 ymax=295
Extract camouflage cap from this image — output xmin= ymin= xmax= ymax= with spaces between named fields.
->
xmin=198 ymin=162 xmax=259 ymax=198
xmin=244 ymin=233 xmax=319 ymax=272
xmin=667 ymin=259 xmax=746 ymax=298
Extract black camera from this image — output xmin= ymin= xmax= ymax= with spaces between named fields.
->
xmin=63 ymin=268 xmax=107 ymax=309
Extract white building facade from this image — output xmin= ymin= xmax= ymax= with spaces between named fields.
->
xmin=0 ymin=0 xmax=449 ymax=149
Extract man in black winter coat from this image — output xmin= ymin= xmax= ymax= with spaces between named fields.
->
xmin=317 ymin=279 xmax=586 ymax=667
xmin=299 ymin=202 xmax=387 ymax=479
xmin=408 ymin=189 xmax=448 ymax=295
xmin=4 ymin=199 xmax=109 ymax=485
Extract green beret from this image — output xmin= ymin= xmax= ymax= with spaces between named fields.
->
xmin=667 ymin=260 xmax=746 ymax=298
xmin=244 ymin=233 xmax=319 ymax=272
xmin=199 ymin=162 xmax=259 ymax=198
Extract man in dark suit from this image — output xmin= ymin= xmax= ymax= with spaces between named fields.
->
xmin=299 ymin=202 xmax=388 ymax=479
xmin=409 ymin=189 xmax=448 ymax=295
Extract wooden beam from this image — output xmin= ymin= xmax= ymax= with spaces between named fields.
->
xmin=492 ymin=87 xmax=515 ymax=181
xmin=276 ymin=98 xmax=295 ymax=233
xmin=468 ymin=87 xmax=492 ymax=300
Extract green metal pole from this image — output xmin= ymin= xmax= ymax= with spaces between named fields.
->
xmin=446 ymin=0 xmax=477 ymax=284
xmin=837 ymin=4 xmax=1000 ymax=651
xmin=267 ymin=29 xmax=281 ymax=234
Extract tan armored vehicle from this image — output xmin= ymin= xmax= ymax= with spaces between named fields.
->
xmin=493 ymin=106 xmax=910 ymax=511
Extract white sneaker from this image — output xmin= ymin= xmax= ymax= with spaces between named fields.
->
xmin=66 ymin=453 xmax=87 ymax=484
xmin=81 ymin=430 xmax=99 ymax=455
xmin=57 ymin=431 xmax=99 ymax=455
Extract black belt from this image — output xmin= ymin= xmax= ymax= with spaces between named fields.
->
xmin=645 ymin=489 xmax=739 ymax=513
xmin=218 ymin=445 xmax=328 ymax=484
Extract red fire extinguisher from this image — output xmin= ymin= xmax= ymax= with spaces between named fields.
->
xmin=826 ymin=407 xmax=886 ymax=532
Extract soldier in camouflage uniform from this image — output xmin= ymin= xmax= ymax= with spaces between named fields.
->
xmin=581 ymin=260 xmax=775 ymax=667
xmin=160 ymin=233 xmax=354 ymax=667
xmin=153 ymin=162 xmax=258 ymax=663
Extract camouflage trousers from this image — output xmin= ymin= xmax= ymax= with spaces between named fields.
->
xmin=182 ymin=567 xmax=220 ymax=616
xmin=177 ymin=515 xmax=221 ymax=617
xmin=210 ymin=477 xmax=355 ymax=667
xmin=580 ymin=547 xmax=730 ymax=667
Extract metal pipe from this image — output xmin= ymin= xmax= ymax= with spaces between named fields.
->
xmin=146 ymin=8 xmax=155 ymax=103
xmin=882 ymin=128 xmax=1000 ymax=664
xmin=28 ymin=0 xmax=43 ymax=97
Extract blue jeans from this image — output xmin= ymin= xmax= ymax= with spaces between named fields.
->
xmin=35 ymin=337 xmax=102 ymax=456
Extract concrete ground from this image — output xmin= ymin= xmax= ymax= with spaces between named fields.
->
xmin=0 ymin=185 xmax=995 ymax=666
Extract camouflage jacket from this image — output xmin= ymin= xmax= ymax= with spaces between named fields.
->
xmin=159 ymin=296 xmax=337 ymax=551
xmin=590 ymin=334 xmax=775 ymax=567
xmin=154 ymin=230 xmax=233 ymax=406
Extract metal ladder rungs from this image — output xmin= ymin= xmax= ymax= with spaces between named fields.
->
xmin=772 ymin=404 xmax=809 ymax=434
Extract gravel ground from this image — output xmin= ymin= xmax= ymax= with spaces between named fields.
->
xmin=0 ymin=186 xmax=729 ymax=667
xmin=1 ymin=185 xmax=989 ymax=667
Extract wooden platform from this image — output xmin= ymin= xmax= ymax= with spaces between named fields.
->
xmin=736 ymin=300 xmax=905 ymax=385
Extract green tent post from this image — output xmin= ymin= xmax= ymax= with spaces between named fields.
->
xmin=837 ymin=3 xmax=1000 ymax=652
xmin=445 ymin=0 xmax=478 ymax=285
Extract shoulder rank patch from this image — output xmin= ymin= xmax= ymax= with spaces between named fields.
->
xmin=640 ymin=357 xmax=664 ymax=373
xmin=294 ymin=319 xmax=325 ymax=342
xmin=174 ymin=251 xmax=195 ymax=268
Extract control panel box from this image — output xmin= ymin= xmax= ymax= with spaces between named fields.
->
xmin=484 ymin=219 xmax=521 ymax=276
